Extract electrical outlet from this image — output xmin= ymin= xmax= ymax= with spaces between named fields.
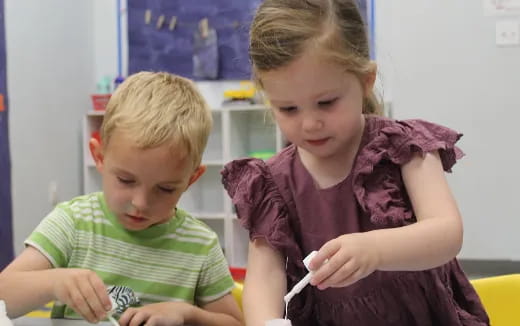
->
xmin=496 ymin=20 xmax=520 ymax=46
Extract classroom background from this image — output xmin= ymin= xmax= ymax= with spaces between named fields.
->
xmin=1 ymin=0 xmax=520 ymax=278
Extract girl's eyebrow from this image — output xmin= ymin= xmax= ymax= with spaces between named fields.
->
xmin=270 ymin=88 xmax=342 ymax=105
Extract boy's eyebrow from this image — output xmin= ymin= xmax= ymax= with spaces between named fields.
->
xmin=112 ymin=168 xmax=184 ymax=185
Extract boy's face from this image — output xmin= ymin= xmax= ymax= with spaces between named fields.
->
xmin=89 ymin=130 xmax=205 ymax=231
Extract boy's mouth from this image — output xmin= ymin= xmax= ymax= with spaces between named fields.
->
xmin=125 ymin=214 xmax=147 ymax=223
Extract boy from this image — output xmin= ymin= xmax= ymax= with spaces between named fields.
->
xmin=0 ymin=72 xmax=243 ymax=326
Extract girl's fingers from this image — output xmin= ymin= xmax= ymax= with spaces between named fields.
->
xmin=317 ymin=260 xmax=357 ymax=289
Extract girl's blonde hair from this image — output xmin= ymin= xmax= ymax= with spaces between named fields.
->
xmin=250 ymin=0 xmax=382 ymax=115
xmin=101 ymin=71 xmax=212 ymax=168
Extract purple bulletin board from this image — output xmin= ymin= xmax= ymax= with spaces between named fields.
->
xmin=0 ymin=0 xmax=14 ymax=269
xmin=128 ymin=0 xmax=370 ymax=80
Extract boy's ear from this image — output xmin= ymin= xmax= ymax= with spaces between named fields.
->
xmin=89 ymin=138 xmax=104 ymax=173
xmin=187 ymin=165 xmax=206 ymax=187
xmin=363 ymin=61 xmax=377 ymax=96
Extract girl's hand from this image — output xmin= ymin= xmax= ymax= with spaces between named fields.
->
xmin=118 ymin=302 xmax=193 ymax=326
xmin=52 ymin=268 xmax=112 ymax=323
xmin=309 ymin=233 xmax=380 ymax=290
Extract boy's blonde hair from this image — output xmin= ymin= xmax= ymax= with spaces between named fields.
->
xmin=101 ymin=71 xmax=212 ymax=168
xmin=250 ymin=0 xmax=382 ymax=115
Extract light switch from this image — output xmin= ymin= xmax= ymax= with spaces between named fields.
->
xmin=496 ymin=20 xmax=520 ymax=46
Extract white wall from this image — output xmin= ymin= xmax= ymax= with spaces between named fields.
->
xmin=10 ymin=0 xmax=518 ymax=261
xmin=376 ymin=1 xmax=520 ymax=260
xmin=6 ymin=0 xmax=96 ymax=254
xmin=6 ymin=0 xmax=240 ymax=255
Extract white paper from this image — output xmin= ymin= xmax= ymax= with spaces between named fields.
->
xmin=484 ymin=0 xmax=520 ymax=16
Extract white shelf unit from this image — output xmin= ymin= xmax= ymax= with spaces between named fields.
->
xmin=82 ymin=106 xmax=283 ymax=267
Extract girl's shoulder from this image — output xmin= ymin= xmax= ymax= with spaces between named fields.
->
xmin=361 ymin=115 xmax=464 ymax=170
xmin=353 ymin=115 xmax=465 ymax=226
xmin=221 ymin=146 xmax=300 ymax=260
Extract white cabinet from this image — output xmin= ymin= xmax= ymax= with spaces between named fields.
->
xmin=82 ymin=106 xmax=283 ymax=267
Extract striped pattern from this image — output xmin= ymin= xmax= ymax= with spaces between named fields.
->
xmin=25 ymin=192 xmax=234 ymax=319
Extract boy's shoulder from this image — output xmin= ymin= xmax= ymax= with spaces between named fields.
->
xmin=174 ymin=208 xmax=220 ymax=244
xmin=55 ymin=192 xmax=104 ymax=213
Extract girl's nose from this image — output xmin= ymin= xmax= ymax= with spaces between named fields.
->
xmin=302 ymin=111 xmax=324 ymax=132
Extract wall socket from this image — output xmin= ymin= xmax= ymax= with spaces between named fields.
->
xmin=496 ymin=20 xmax=520 ymax=46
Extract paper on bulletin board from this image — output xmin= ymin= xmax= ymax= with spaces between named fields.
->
xmin=483 ymin=0 xmax=520 ymax=15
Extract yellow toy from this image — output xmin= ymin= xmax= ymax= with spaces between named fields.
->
xmin=231 ymin=281 xmax=243 ymax=311
xmin=223 ymin=81 xmax=258 ymax=104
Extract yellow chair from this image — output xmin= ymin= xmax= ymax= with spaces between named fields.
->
xmin=471 ymin=274 xmax=520 ymax=325
xmin=25 ymin=301 xmax=52 ymax=318
xmin=231 ymin=281 xmax=243 ymax=311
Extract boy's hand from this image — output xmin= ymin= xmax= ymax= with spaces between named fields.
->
xmin=52 ymin=268 xmax=112 ymax=323
xmin=309 ymin=233 xmax=380 ymax=290
xmin=118 ymin=302 xmax=193 ymax=326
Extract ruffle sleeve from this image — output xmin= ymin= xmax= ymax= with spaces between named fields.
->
xmin=221 ymin=158 xmax=298 ymax=260
xmin=353 ymin=118 xmax=465 ymax=226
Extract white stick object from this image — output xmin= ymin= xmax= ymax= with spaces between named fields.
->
xmin=283 ymin=251 xmax=320 ymax=303
xmin=107 ymin=296 xmax=120 ymax=326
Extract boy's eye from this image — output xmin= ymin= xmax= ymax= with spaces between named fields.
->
xmin=279 ymin=106 xmax=298 ymax=113
xmin=117 ymin=176 xmax=134 ymax=184
xmin=158 ymin=186 xmax=175 ymax=194
xmin=318 ymin=98 xmax=338 ymax=107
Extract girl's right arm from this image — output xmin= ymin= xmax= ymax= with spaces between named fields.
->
xmin=0 ymin=246 xmax=111 ymax=323
xmin=243 ymin=238 xmax=287 ymax=326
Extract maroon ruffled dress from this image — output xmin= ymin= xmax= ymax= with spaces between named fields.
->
xmin=221 ymin=115 xmax=489 ymax=325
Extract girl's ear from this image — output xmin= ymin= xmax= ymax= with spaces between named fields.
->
xmin=89 ymin=138 xmax=104 ymax=173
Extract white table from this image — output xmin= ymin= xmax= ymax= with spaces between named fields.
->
xmin=13 ymin=317 xmax=111 ymax=325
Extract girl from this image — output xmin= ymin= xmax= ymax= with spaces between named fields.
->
xmin=221 ymin=0 xmax=489 ymax=325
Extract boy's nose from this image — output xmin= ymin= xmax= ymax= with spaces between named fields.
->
xmin=131 ymin=191 xmax=150 ymax=212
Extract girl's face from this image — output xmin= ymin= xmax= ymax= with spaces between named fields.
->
xmin=261 ymin=49 xmax=375 ymax=161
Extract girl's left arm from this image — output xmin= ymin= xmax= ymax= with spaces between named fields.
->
xmin=371 ymin=150 xmax=463 ymax=271
xmin=309 ymin=151 xmax=463 ymax=289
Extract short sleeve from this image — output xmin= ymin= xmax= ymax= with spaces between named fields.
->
xmin=195 ymin=237 xmax=235 ymax=304
xmin=25 ymin=205 xmax=76 ymax=267
xmin=353 ymin=118 xmax=465 ymax=226
xmin=221 ymin=158 xmax=295 ymax=258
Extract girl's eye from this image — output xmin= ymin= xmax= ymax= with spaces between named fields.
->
xmin=117 ymin=176 xmax=134 ymax=184
xmin=279 ymin=106 xmax=298 ymax=113
xmin=318 ymin=98 xmax=338 ymax=107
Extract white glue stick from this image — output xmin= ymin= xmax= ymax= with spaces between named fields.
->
xmin=283 ymin=251 xmax=320 ymax=303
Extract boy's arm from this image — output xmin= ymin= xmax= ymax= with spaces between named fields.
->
xmin=0 ymin=246 xmax=111 ymax=322
xmin=118 ymin=294 xmax=243 ymax=326
xmin=0 ymin=246 xmax=56 ymax=317
xmin=196 ymin=293 xmax=243 ymax=325
xmin=243 ymin=238 xmax=286 ymax=326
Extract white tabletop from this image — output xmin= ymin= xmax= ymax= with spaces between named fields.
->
xmin=13 ymin=317 xmax=111 ymax=325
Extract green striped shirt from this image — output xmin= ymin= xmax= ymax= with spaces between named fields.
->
xmin=26 ymin=192 xmax=234 ymax=319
